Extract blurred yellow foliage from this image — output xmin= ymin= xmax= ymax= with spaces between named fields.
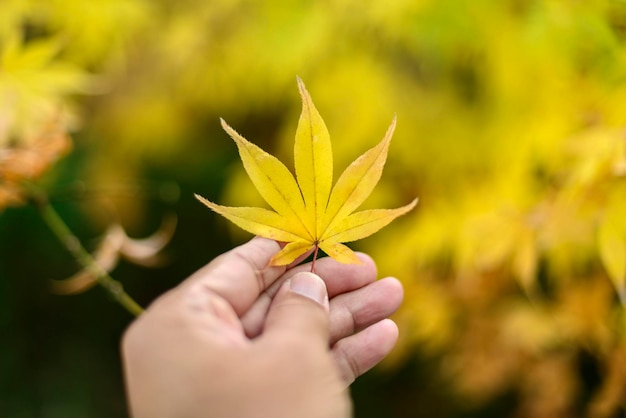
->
xmin=5 ymin=0 xmax=626 ymax=415
xmin=0 ymin=30 xmax=88 ymax=145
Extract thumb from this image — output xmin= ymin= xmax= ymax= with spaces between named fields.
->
xmin=262 ymin=272 xmax=330 ymax=340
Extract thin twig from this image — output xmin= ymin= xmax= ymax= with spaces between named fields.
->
xmin=36 ymin=195 xmax=144 ymax=316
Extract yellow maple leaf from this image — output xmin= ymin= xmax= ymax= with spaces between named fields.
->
xmin=196 ymin=78 xmax=417 ymax=270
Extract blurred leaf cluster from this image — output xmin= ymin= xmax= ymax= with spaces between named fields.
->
xmin=4 ymin=0 xmax=626 ymax=417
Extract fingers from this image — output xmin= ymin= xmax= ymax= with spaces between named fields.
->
xmin=328 ymin=277 xmax=403 ymax=386
xmin=284 ymin=253 xmax=378 ymax=296
xmin=329 ymin=276 xmax=403 ymax=344
xmin=332 ymin=318 xmax=399 ymax=386
xmin=261 ymin=272 xmax=330 ymax=345
xmin=182 ymin=237 xmax=287 ymax=315
xmin=241 ymin=253 xmax=377 ymax=336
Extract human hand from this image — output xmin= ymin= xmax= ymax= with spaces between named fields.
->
xmin=122 ymin=237 xmax=403 ymax=418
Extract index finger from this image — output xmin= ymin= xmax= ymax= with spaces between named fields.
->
xmin=180 ymin=237 xmax=287 ymax=315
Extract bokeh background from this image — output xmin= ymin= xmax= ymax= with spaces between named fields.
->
xmin=3 ymin=0 xmax=626 ymax=417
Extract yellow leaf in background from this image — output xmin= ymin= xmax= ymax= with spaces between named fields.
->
xmin=512 ymin=227 xmax=538 ymax=296
xmin=598 ymin=212 xmax=626 ymax=305
xmin=196 ymin=78 xmax=417 ymax=270
xmin=0 ymin=30 xmax=90 ymax=144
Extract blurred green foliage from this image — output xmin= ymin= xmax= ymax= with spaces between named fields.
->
xmin=4 ymin=0 xmax=626 ymax=417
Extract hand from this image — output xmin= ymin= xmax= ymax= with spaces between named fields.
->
xmin=122 ymin=237 xmax=403 ymax=418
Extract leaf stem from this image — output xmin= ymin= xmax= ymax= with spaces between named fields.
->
xmin=36 ymin=195 xmax=144 ymax=316
xmin=311 ymin=244 xmax=319 ymax=273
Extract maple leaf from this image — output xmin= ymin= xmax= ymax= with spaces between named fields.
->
xmin=196 ymin=78 xmax=417 ymax=270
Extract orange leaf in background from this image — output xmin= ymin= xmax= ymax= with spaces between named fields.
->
xmin=0 ymin=123 xmax=71 ymax=181
xmin=196 ymin=78 xmax=417 ymax=270
xmin=0 ymin=121 xmax=72 ymax=211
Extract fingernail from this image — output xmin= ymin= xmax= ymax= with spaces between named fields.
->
xmin=289 ymin=272 xmax=328 ymax=306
